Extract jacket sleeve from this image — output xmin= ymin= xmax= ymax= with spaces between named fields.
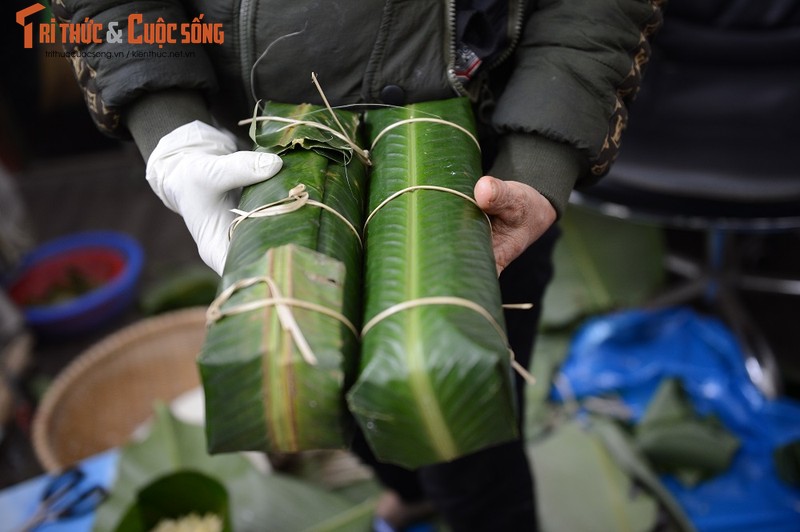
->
xmin=53 ymin=0 xmax=218 ymax=137
xmin=490 ymin=0 xmax=666 ymax=215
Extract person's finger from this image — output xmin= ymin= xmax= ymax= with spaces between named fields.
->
xmin=206 ymin=151 xmax=283 ymax=190
xmin=474 ymin=175 xmax=523 ymax=218
xmin=475 ymin=176 xmax=558 ymax=274
xmin=474 ymin=175 xmax=499 ymax=213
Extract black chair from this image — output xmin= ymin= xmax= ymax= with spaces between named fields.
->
xmin=570 ymin=3 xmax=800 ymax=398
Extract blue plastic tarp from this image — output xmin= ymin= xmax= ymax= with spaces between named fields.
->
xmin=552 ymin=307 xmax=800 ymax=531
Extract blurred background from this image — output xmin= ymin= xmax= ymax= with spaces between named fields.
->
xmin=1 ymin=1 xmax=209 ymax=486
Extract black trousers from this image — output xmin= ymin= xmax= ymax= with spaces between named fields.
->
xmin=352 ymin=224 xmax=560 ymax=531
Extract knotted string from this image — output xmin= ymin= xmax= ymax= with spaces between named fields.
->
xmin=239 ymin=72 xmax=370 ymax=165
xmin=228 ymin=184 xmax=362 ymax=246
xmin=206 ymin=274 xmax=358 ymax=366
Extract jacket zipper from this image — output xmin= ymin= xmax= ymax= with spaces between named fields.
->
xmin=446 ymin=0 xmax=527 ymax=94
xmin=488 ymin=0 xmax=526 ymax=70
xmin=239 ymin=0 xmax=256 ymax=103
xmin=445 ymin=0 xmax=468 ymax=96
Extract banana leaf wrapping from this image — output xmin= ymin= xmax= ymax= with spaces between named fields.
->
xmin=346 ymin=97 xmax=519 ymax=469
xmin=198 ymin=102 xmax=366 ymax=454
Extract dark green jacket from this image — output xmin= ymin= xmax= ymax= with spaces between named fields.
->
xmin=54 ymin=0 xmax=665 ymax=215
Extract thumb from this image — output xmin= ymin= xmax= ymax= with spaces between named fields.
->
xmin=474 ymin=175 xmax=513 ymax=216
xmin=205 ymin=151 xmax=283 ymax=191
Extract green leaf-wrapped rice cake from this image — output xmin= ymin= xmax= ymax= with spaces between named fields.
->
xmin=347 ymin=98 xmax=519 ymax=469
xmin=199 ymin=102 xmax=366 ymax=454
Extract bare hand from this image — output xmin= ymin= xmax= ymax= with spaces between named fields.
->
xmin=474 ymin=175 xmax=557 ymax=275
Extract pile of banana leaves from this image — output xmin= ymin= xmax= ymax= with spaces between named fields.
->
xmin=199 ymin=97 xmax=519 ymax=469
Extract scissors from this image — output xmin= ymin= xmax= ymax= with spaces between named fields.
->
xmin=16 ymin=467 xmax=108 ymax=532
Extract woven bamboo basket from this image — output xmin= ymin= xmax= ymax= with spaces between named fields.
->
xmin=32 ymin=307 xmax=208 ymax=471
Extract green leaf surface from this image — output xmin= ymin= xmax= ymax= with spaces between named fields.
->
xmin=774 ymin=440 xmax=800 ymax=488
xmin=115 ymin=471 xmax=231 ymax=532
xmin=542 ymin=206 xmax=665 ymax=329
xmin=200 ymin=102 xmax=366 ymax=454
xmin=201 ymin=246 xmax=353 ymax=453
xmin=530 ymin=419 xmax=658 ymax=532
xmin=347 ymin=98 xmax=518 ymax=468
xmin=139 ymin=266 xmax=219 ymax=316
xmin=524 ymin=330 xmax=573 ymax=439
xmin=93 ymin=406 xmax=374 ymax=532
xmin=253 ymin=102 xmax=360 ymax=164
xmin=591 ymin=417 xmax=697 ymax=532
xmin=634 ymin=379 xmax=740 ymax=484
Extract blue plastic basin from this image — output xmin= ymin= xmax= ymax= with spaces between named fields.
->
xmin=6 ymin=231 xmax=144 ymax=336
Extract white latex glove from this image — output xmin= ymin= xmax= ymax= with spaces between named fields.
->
xmin=146 ymin=120 xmax=282 ymax=274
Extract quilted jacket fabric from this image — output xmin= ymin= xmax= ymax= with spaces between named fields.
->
xmin=54 ymin=0 xmax=666 ymax=214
